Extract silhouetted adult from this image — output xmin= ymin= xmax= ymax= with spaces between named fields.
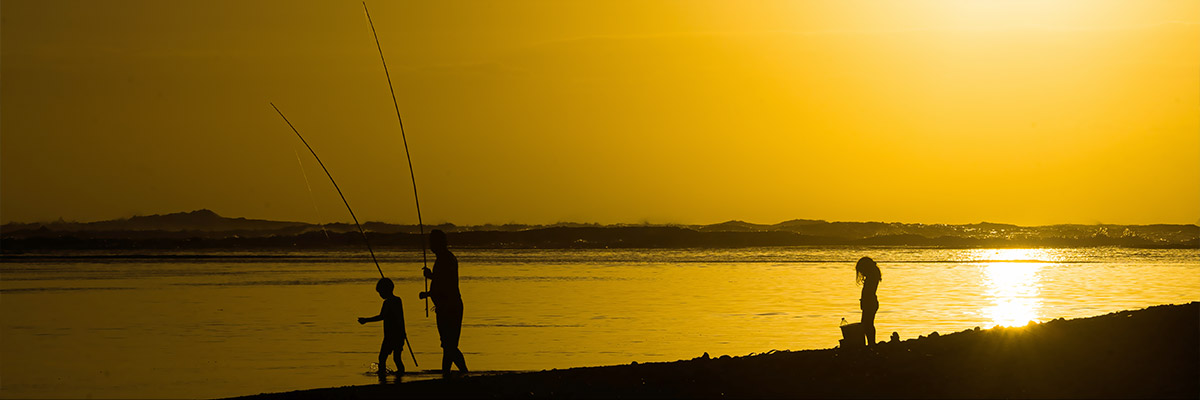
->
xmin=856 ymin=256 xmax=882 ymax=345
xmin=419 ymin=229 xmax=468 ymax=377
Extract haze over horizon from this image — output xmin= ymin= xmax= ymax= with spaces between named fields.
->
xmin=3 ymin=0 xmax=1197 ymax=227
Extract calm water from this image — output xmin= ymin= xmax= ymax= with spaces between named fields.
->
xmin=2 ymin=247 xmax=1197 ymax=398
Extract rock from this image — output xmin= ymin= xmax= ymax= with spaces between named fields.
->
xmin=701 ymin=352 xmax=710 ymax=360
xmin=718 ymin=355 xmax=731 ymax=360
xmin=890 ymin=332 xmax=900 ymax=342
xmin=930 ymin=331 xmax=939 ymax=338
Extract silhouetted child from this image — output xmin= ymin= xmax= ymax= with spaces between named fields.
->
xmin=358 ymin=278 xmax=406 ymax=375
xmin=418 ymin=229 xmax=468 ymax=377
xmin=856 ymin=256 xmax=882 ymax=345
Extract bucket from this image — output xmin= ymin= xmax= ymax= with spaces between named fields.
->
xmin=839 ymin=322 xmax=865 ymax=348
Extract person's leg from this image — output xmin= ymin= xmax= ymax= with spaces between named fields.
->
xmin=450 ymin=307 xmax=467 ymax=372
xmin=861 ymin=304 xmax=877 ymax=345
xmin=437 ymin=312 xmax=452 ymax=376
xmin=865 ymin=314 xmax=876 ymax=345
xmin=392 ymin=341 xmax=405 ymax=375
xmin=454 ymin=349 xmax=468 ymax=372
xmin=378 ymin=340 xmax=391 ymax=374
xmin=441 ymin=349 xmax=452 ymax=376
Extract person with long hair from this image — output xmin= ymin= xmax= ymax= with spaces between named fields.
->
xmin=855 ymin=256 xmax=882 ymax=345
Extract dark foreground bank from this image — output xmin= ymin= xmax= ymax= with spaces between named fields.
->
xmin=234 ymin=302 xmax=1199 ymax=399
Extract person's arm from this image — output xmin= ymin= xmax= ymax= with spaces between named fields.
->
xmin=358 ymin=304 xmax=386 ymax=324
xmin=419 ymin=265 xmax=435 ymax=299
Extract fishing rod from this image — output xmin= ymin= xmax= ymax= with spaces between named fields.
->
xmin=362 ymin=2 xmax=430 ymax=318
xmin=272 ymin=103 xmax=383 ymax=278
xmin=271 ymin=102 xmax=419 ymax=367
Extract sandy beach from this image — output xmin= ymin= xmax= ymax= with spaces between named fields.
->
xmin=232 ymin=302 xmax=1198 ymax=399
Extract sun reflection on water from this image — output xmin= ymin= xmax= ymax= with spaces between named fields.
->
xmin=979 ymin=249 xmax=1048 ymax=327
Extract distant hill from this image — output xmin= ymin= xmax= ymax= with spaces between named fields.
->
xmin=1 ymin=210 xmax=1197 ymax=251
xmin=1 ymin=209 xmax=307 ymax=233
xmin=695 ymin=220 xmax=772 ymax=232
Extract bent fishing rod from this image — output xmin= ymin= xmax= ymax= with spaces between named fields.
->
xmin=271 ymin=102 xmax=418 ymax=367
xmin=363 ymin=2 xmax=431 ymax=318
xmin=272 ymin=103 xmax=383 ymax=278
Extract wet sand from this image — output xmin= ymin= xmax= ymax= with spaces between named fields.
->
xmin=233 ymin=302 xmax=1198 ymax=399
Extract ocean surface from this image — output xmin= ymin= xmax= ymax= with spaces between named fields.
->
xmin=2 ymin=247 xmax=1197 ymax=399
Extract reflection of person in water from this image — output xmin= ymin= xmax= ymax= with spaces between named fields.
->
xmin=419 ymin=229 xmax=468 ymax=377
xmin=358 ymin=278 xmax=406 ymax=375
xmin=856 ymin=256 xmax=882 ymax=345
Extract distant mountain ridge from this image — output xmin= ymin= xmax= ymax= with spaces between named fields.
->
xmin=2 ymin=209 xmax=308 ymax=233
xmin=2 ymin=210 xmax=1197 ymax=250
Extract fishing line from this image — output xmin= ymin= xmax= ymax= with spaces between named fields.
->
xmin=363 ymin=2 xmax=430 ymax=318
xmin=271 ymin=103 xmax=384 ymax=278
xmin=294 ymin=148 xmax=331 ymax=240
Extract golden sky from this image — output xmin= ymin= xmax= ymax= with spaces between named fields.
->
xmin=2 ymin=0 xmax=1197 ymax=226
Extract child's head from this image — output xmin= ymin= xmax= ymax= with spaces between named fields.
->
xmin=375 ymin=277 xmax=394 ymax=298
xmin=429 ymin=229 xmax=448 ymax=252
xmin=855 ymin=256 xmax=881 ymax=285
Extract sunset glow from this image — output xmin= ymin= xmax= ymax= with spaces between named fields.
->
xmin=1 ymin=2 xmax=1198 ymax=397
xmin=980 ymin=250 xmax=1047 ymax=327
xmin=2 ymin=0 xmax=1197 ymax=226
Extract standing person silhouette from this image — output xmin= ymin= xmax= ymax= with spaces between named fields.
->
xmin=358 ymin=278 xmax=406 ymax=376
xmin=418 ymin=229 xmax=468 ymax=377
xmin=856 ymin=256 xmax=882 ymax=346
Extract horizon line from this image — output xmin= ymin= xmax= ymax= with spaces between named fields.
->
xmin=2 ymin=209 xmax=1197 ymax=229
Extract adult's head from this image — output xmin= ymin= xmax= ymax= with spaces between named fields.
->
xmin=430 ymin=229 xmax=448 ymax=252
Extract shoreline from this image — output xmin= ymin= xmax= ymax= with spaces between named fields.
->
xmin=232 ymin=302 xmax=1199 ymax=399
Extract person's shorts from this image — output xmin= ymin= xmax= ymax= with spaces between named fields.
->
xmin=435 ymin=302 xmax=464 ymax=349
xmin=860 ymin=298 xmax=879 ymax=313
xmin=381 ymin=337 xmax=405 ymax=354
